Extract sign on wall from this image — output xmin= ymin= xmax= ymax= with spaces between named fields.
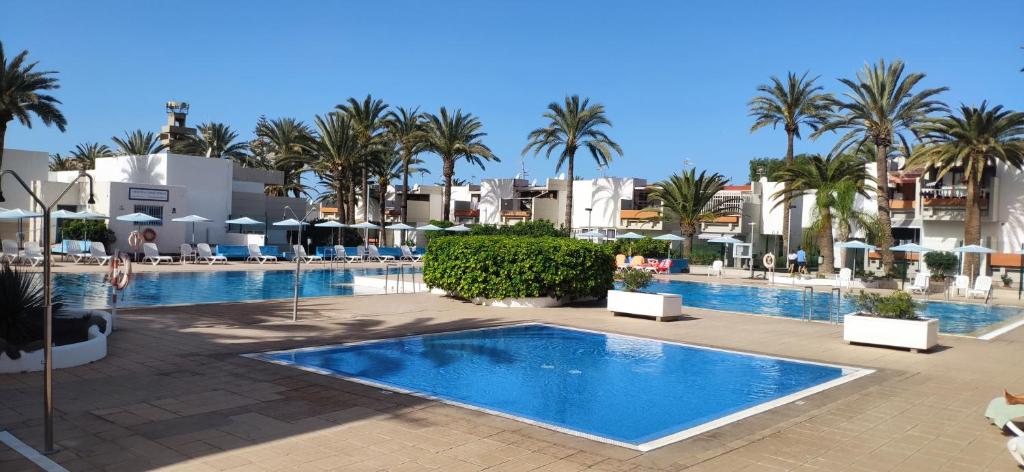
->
xmin=128 ymin=187 xmax=169 ymax=202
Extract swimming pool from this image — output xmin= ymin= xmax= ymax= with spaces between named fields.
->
xmin=52 ymin=267 xmax=418 ymax=308
xmin=252 ymin=324 xmax=870 ymax=450
xmin=642 ymin=279 xmax=1024 ymax=335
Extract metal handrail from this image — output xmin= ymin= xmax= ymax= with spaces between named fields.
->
xmin=802 ymin=286 xmax=814 ymax=321
xmin=829 ymin=287 xmax=842 ymax=324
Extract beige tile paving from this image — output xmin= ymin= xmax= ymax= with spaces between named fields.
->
xmin=1 ymin=284 xmax=1023 ymax=471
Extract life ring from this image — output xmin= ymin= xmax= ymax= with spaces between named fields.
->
xmin=109 ymin=252 xmax=132 ymax=290
xmin=127 ymin=231 xmax=143 ymax=251
xmin=142 ymin=228 xmax=157 ymax=242
xmin=763 ymin=253 xmax=776 ymax=268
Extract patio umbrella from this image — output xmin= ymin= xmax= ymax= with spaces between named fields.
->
xmin=891 ymin=243 xmax=934 ymax=272
xmin=116 ymin=212 xmax=161 ymax=259
xmin=836 ymin=240 xmax=877 ymax=276
xmin=653 ymin=233 xmax=686 ymax=258
xmin=387 ymin=222 xmax=416 ymax=247
xmin=616 ymin=231 xmax=645 ymax=257
xmin=224 ymin=216 xmax=265 ymax=235
xmin=0 ymin=208 xmax=44 ymax=248
xmin=50 ymin=210 xmax=93 ymax=247
xmin=578 ymin=230 xmax=605 ymax=242
xmin=315 ymin=220 xmax=346 ymax=245
xmin=416 ymin=224 xmax=444 ymax=231
xmin=954 ymin=244 xmax=993 ymax=277
xmin=445 ymin=224 xmax=471 ymax=232
xmin=349 ymin=221 xmax=379 ymax=248
xmin=273 ymin=218 xmax=308 ymax=249
xmin=708 ymin=235 xmax=743 ymax=266
xmin=171 ymin=214 xmax=212 ymax=244
xmin=70 ymin=210 xmax=108 ymax=241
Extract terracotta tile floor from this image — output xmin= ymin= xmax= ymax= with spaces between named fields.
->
xmin=1 ymin=288 xmax=1023 ymax=471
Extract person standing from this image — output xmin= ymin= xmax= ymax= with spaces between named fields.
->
xmin=796 ymin=246 xmax=807 ymax=274
xmin=787 ymin=250 xmax=797 ymax=274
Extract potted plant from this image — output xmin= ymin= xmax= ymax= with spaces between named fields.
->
xmin=1001 ymin=273 xmax=1013 ymax=288
xmin=606 ymin=268 xmax=683 ymax=321
xmin=843 ymin=291 xmax=938 ymax=353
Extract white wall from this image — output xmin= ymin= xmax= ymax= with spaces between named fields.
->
xmin=478 ymin=179 xmax=513 ymax=224
xmin=572 ymin=177 xmax=636 ymax=230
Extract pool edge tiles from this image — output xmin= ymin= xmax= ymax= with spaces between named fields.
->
xmin=244 ymin=323 xmax=874 ymax=452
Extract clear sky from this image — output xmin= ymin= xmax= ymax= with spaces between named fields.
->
xmin=3 ymin=0 xmax=1022 ymax=186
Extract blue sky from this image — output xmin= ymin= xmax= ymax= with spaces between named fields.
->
xmin=3 ymin=0 xmax=1022 ymax=186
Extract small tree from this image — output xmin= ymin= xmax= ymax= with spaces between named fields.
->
xmin=923 ymin=251 xmax=958 ymax=280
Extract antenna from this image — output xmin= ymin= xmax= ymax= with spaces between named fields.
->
xmin=682 ymin=158 xmax=694 ymax=170
xmin=519 ymin=157 xmax=529 ymax=182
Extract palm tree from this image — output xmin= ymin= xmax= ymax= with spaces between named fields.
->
xmin=748 ymin=72 xmax=831 ymax=255
xmin=371 ymin=142 xmax=428 ymax=225
xmin=908 ymin=102 xmax=1024 ymax=277
xmin=0 ymin=42 xmax=67 ymax=181
xmin=336 ymin=95 xmax=389 ymax=222
xmin=522 ymin=95 xmax=622 ymax=229
xmin=304 ymin=113 xmax=361 ymax=225
xmin=255 ymin=117 xmax=312 ymax=198
xmin=112 ymin=130 xmax=167 ymax=155
xmin=191 ymin=122 xmax=249 ymax=159
xmin=814 ymin=59 xmax=948 ymax=273
xmin=647 ymin=169 xmax=741 ymax=256
xmin=423 ymin=107 xmax=498 ymax=221
xmin=385 ymin=106 xmax=427 ymax=224
xmin=69 ymin=142 xmax=113 ymax=170
xmin=48 ymin=153 xmax=75 ymax=171
xmin=773 ymin=154 xmax=873 ymax=274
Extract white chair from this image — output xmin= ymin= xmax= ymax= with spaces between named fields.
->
xmin=836 ymin=268 xmax=852 ymax=288
xmin=180 ymin=244 xmax=197 ymax=264
xmin=966 ymin=276 xmax=993 ymax=300
xmin=951 ymin=275 xmax=970 ymax=296
xmin=333 ymin=245 xmax=361 ymax=262
xmin=707 ymin=260 xmax=724 ymax=277
xmin=367 ymin=245 xmax=395 ymax=262
xmin=22 ymin=242 xmax=44 ymax=267
xmin=292 ymin=245 xmax=323 ymax=263
xmin=906 ymin=273 xmax=930 ymax=295
xmin=1 ymin=239 xmax=19 ymax=264
xmin=87 ymin=242 xmax=111 ymax=265
xmin=67 ymin=240 xmax=89 ymax=263
xmin=141 ymin=243 xmax=173 ymax=265
xmin=246 ymin=244 xmax=277 ymax=264
xmin=196 ymin=243 xmax=228 ymax=265
xmin=400 ymin=245 xmax=422 ymax=262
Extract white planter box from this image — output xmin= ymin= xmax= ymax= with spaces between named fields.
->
xmin=843 ymin=314 xmax=938 ymax=353
xmin=1 ymin=310 xmax=112 ymax=374
xmin=607 ymin=290 xmax=683 ymax=321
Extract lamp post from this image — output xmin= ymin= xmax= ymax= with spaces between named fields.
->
xmin=283 ymin=204 xmax=320 ymax=322
xmin=0 ymin=170 xmax=95 ymax=454
xmin=748 ymin=221 xmax=756 ymax=278
xmin=585 ymin=207 xmax=593 ymax=241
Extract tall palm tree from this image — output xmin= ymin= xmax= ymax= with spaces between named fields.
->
xmin=112 ymin=130 xmax=167 ymax=155
xmin=908 ymin=102 xmax=1024 ymax=277
xmin=814 ymin=59 xmax=948 ymax=273
xmin=423 ymin=107 xmax=498 ymax=221
xmin=255 ymin=117 xmax=312 ymax=198
xmin=647 ymin=169 xmax=741 ymax=257
xmin=773 ymin=154 xmax=873 ymax=274
xmin=48 ymin=153 xmax=75 ymax=171
xmin=191 ymin=122 xmax=249 ymax=159
xmin=0 ymin=42 xmax=67 ymax=183
xmin=522 ymin=95 xmax=622 ymax=229
xmin=748 ymin=72 xmax=831 ymax=255
xmin=305 ymin=113 xmax=361 ymax=225
xmin=69 ymin=142 xmax=113 ymax=170
xmin=385 ymin=106 xmax=427 ymax=224
xmin=336 ymin=95 xmax=389 ymax=222
xmin=371 ymin=142 xmax=429 ymax=225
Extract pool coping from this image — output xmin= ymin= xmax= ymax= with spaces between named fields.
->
xmin=243 ymin=322 xmax=875 ymax=452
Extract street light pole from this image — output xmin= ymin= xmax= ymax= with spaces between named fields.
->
xmin=748 ymin=221 xmax=756 ymax=278
xmin=0 ymin=170 xmax=95 ymax=454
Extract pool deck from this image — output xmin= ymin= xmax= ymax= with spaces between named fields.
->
xmin=3 ymin=280 xmax=1024 ymax=471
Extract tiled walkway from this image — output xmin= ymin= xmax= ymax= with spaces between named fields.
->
xmin=1 ymin=292 xmax=1022 ymax=471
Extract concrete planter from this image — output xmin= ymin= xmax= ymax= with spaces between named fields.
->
xmin=470 ymin=296 xmax=567 ymax=308
xmin=607 ymin=290 xmax=683 ymax=321
xmin=843 ymin=313 xmax=938 ymax=353
xmin=1 ymin=310 xmax=112 ymax=374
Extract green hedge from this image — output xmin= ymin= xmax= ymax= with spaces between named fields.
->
xmin=609 ymin=238 xmax=670 ymax=258
xmin=468 ymin=220 xmax=567 ymax=238
xmin=423 ymin=236 xmax=615 ymax=300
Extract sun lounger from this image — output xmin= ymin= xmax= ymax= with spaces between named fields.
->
xmin=368 ymin=245 xmax=395 ymax=262
xmin=292 ymin=245 xmax=323 ymax=263
xmin=906 ymin=273 xmax=929 ymax=294
xmin=707 ymin=260 xmax=724 ymax=277
xmin=967 ymin=275 xmax=992 ymax=301
xmin=180 ymin=244 xmax=197 ymax=264
xmin=615 ymin=254 xmax=628 ymax=270
xmin=400 ymin=245 xmax=422 ymax=262
xmin=22 ymin=242 xmax=44 ymax=267
xmin=950 ymin=274 xmax=970 ymax=296
xmin=332 ymin=245 xmax=360 ymax=262
xmin=86 ymin=242 xmax=111 ymax=265
xmin=66 ymin=240 xmax=88 ymax=263
xmin=142 ymin=243 xmax=174 ymax=265
xmin=246 ymin=244 xmax=278 ymax=264
xmin=643 ymin=259 xmax=671 ymax=274
xmin=1 ymin=239 xmax=19 ymax=264
xmin=196 ymin=243 xmax=227 ymax=265
xmin=984 ymin=394 xmax=1024 ymax=466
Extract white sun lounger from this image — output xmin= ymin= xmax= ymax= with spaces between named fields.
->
xmin=22 ymin=242 xmax=44 ymax=267
xmin=87 ymin=242 xmax=111 ymax=265
xmin=246 ymin=244 xmax=277 ymax=264
xmin=400 ymin=245 xmax=422 ymax=262
xmin=367 ymin=245 xmax=395 ymax=262
xmin=180 ymin=244 xmax=197 ymax=264
xmin=142 ymin=243 xmax=174 ymax=265
xmin=66 ymin=240 xmax=88 ymax=263
xmin=707 ymin=260 xmax=724 ymax=277
xmin=292 ymin=245 xmax=323 ymax=263
xmin=836 ymin=268 xmax=852 ymax=288
xmin=1 ymin=239 xmax=19 ymax=264
xmin=906 ymin=273 xmax=930 ymax=295
xmin=966 ymin=275 xmax=992 ymax=301
xmin=196 ymin=243 xmax=228 ymax=265
xmin=332 ymin=245 xmax=361 ymax=262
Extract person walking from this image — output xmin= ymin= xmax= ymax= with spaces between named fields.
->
xmin=787 ymin=250 xmax=797 ymax=274
xmin=796 ymin=246 xmax=807 ymax=274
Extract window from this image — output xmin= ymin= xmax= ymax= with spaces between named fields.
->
xmin=134 ymin=205 xmax=163 ymax=226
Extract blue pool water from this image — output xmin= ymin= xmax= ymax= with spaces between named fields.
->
xmin=643 ymin=280 xmax=1023 ymax=335
xmin=51 ymin=267 xmax=417 ymax=308
xmin=259 ymin=324 xmax=851 ymax=448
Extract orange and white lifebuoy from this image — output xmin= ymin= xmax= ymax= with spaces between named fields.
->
xmin=142 ymin=228 xmax=157 ymax=242
xmin=763 ymin=253 xmax=776 ymax=269
xmin=127 ymin=231 xmax=143 ymax=251
xmin=109 ymin=252 xmax=132 ymax=290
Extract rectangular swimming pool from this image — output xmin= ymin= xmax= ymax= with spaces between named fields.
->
xmin=250 ymin=324 xmax=870 ymax=450
xmin=641 ymin=279 xmax=1024 ymax=336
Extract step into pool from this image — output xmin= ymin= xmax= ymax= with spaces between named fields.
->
xmin=249 ymin=324 xmax=871 ymax=450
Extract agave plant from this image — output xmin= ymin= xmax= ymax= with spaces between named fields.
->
xmin=0 ymin=264 xmax=44 ymax=356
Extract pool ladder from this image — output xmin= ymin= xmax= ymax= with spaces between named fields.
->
xmin=383 ymin=263 xmax=417 ymax=294
xmin=801 ymin=286 xmax=844 ymax=324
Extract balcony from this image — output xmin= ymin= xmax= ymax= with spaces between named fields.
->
xmin=890 ymin=199 xmax=916 ymax=211
xmin=619 ymin=209 xmax=658 ymax=220
xmin=501 ymin=210 xmax=530 ymax=219
xmin=919 ymin=187 xmax=992 ymax=221
xmin=454 ymin=209 xmax=480 ymax=218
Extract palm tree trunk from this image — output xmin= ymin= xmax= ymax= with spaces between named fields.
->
xmin=963 ymin=176 xmax=982 ymax=277
xmin=442 ymin=158 xmax=455 ymax=222
xmin=401 ymin=158 xmax=410 ymax=224
xmin=564 ymin=154 xmax=575 ymax=230
xmin=681 ymin=223 xmax=694 ymax=257
xmin=379 ymin=181 xmax=387 ymax=246
xmin=782 ymin=131 xmax=794 ymax=256
xmin=335 ymin=176 xmax=345 ymax=225
xmin=0 ymin=120 xmax=8 ymax=177
xmin=361 ymin=167 xmax=369 ymax=222
xmin=874 ymin=143 xmax=895 ymax=273
xmin=818 ymin=211 xmax=835 ymax=275
xmin=346 ymin=173 xmax=357 ymax=224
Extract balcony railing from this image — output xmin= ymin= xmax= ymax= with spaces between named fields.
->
xmin=454 ymin=209 xmax=479 ymax=218
xmin=619 ymin=209 xmax=659 ymax=220
xmin=890 ymin=199 xmax=916 ymax=211
xmin=501 ymin=210 xmax=530 ymax=218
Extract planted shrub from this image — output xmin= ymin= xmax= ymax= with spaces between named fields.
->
xmin=688 ymin=250 xmax=719 ymax=265
xmin=615 ymin=268 xmax=653 ymax=292
xmin=610 ymin=238 xmax=670 ymax=258
xmin=423 ymin=236 xmax=615 ymax=300
xmin=923 ymin=251 xmax=958 ymax=280
xmin=853 ymin=291 xmax=919 ymax=320
xmin=469 ymin=220 xmax=567 ymax=238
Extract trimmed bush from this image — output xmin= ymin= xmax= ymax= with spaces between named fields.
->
xmin=923 ymin=251 xmax=958 ymax=280
xmin=423 ymin=236 xmax=615 ymax=300
xmin=469 ymin=220 xmax=567 ymax=238
xmin=610 ymin=238 xmax=670 ymax=258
